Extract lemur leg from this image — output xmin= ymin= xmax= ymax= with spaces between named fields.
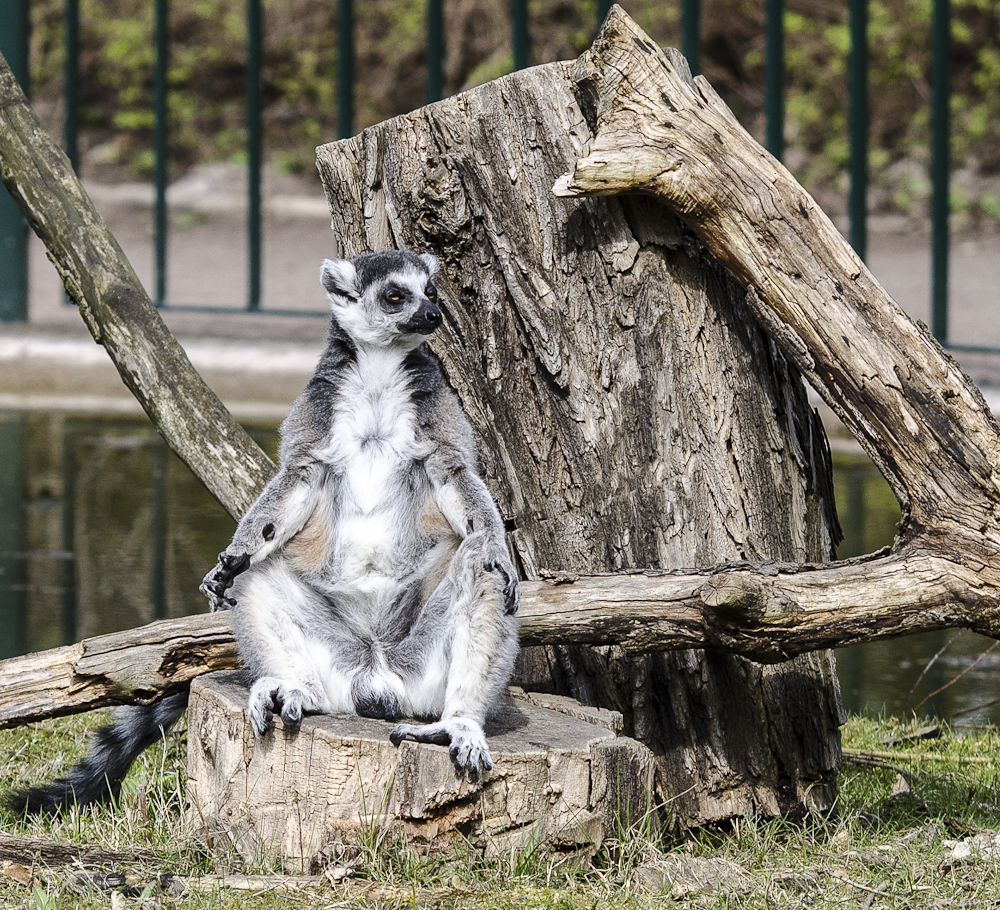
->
xmin=389 ymin=532 xmax=518 ymax=776
xmin=231 ymin=559 xmax=355 ymax=735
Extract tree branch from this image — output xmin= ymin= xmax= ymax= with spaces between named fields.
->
xmin=0 ymin=52 xmax=273 ymax=519
xmin=552 ymin=8 xmax=1000 ymax=545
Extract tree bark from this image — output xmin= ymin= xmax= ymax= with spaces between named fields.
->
xmin=316 ymin=20 xmax=843 ymax=826
xmin=0 ymin=52 xmax=273 ymax=520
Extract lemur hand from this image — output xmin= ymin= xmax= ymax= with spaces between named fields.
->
xmin=199 ymin=551 xmax=251 ymax=611
xmin=483 ymin=544 xmax=520 ymax=615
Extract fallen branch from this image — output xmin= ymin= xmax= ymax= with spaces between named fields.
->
xmin=0 ymin=835 xmax=154 ymax=867
xmin=2 ymin=551 xmax=998 ymax=727
xmin=0 ymin=613 xmax=236 ymax=728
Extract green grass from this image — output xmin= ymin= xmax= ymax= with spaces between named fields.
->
xmin=3 ymin=713 xmax=1000 ymax=908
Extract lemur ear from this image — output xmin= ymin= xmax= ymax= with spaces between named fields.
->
xmin=320 ymin=259 xmax=358 ymax=301
xmin=419 ymin=252 xmax=439 ymax=276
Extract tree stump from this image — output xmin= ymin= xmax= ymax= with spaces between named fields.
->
xmin=313 ymin=10 xmax=842 ymax=829
xmin=186 ymin=671 xmax=654 ymax=872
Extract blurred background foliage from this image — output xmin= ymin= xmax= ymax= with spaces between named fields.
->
xmin=22 ymin=0 xmax=1000 ymax=224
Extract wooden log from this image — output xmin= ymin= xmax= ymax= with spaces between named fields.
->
xmin=185 ymin=671 xmax=654 ymax=870
xmin=5 ymin=549 xmax=997 ymax=730
xmin=0 ymin=835 xmax=154 ymax=867
xmin=0 ymin=613 xmax=236 ymax=729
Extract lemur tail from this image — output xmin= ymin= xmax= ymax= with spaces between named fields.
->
xmin=5 ymin=692 xmax=189 ymax=816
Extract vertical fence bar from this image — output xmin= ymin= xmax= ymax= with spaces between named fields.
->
xmin=149 ymin=440 xmax=167 ymax=621
xmin=511 ymin=0 xmax=529 ymax=71
xmin=681 ymin=0 xmax=700 ymax=75
xmin=64 ymin=0 xmax=79 ymax=171
xmin=0 ymin=415 xmax=26 ymax=659
xmin=59 ymin=422 xmax=77 ymax=646
xmin=930 ymin=0 xmax=950 ymax=344
xmin=246 ymin=0 xmax=262 ymax=311
xmin=764 ymin=0 xmax=785 ymax=160
xmin=337 ymin=0 xmax=354 ymax=138
xmin=153 ymin=0 xmax=169 ymax=308
xmin=848 ymin=0 xmax=869 ymax=261
xmin=0 ymin=0 xmax=29 ymax=323
xmin=426 ymin=0 xmax=444 ymax=103
xmin=596 ymin=0 xmax=612 ymax=30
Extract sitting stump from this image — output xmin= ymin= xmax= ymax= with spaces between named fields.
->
xmin=186 ymin=671 xmax=657 ymax=871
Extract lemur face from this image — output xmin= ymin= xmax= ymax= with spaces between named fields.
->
xmin=321 ymin=250 xmax=441 ymax=349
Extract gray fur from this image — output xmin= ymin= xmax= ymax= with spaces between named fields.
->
xmin=200 ymin=250 xmax=519 ymax=776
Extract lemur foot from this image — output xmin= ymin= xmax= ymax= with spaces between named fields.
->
xmin=247 ymin=678 xmax=310 ymax=736
xmin=390 ymin=719 xmax=493 ymax=780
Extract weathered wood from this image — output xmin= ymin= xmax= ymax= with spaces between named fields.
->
xmin=5 ymin=5 xmax=1000 ymax=837
xmin=9 ymin=547 xmax=998 ymax=729
xmin=549 ymin=9 xmax=1000 ymax=635
xmin=0 ymin=835 xmax=154 ymax=867
xmin=0 ymin=613 xmax=236 ymax=728
xmin=315 ymin=15 xmax=842 ymax=827
xmin=186 ymin=671 xmax=652 ymax=871
xmin=0 ymin=52 xmax=273 ymax=520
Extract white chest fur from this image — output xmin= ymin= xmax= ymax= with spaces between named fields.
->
xmin=316 ymin=348 xmax=427 ymax=593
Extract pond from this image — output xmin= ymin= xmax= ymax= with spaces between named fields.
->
xmin=1 ymin=409 xmax=997 ymax=725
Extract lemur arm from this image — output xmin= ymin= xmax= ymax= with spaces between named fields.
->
xmin=200 ymin=392 xmax=326 ymax=610
xmin=424 ymin=391 xmax=520 ymax=614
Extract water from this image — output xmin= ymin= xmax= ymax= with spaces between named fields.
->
xmin=831 ymin=450 xmax=1000 ymax=725
xmin=1 ymin=409 xmax=997 ymax=724
xmin=0 ymin=410 xmax=276 ymax=657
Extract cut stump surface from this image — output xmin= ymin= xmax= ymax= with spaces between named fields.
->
xmin=186 ymin=672 xmax=655 ymax=871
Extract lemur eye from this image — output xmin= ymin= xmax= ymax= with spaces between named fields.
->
xmin=425 ymin=286 xmax=437 ymax=300
xmin=387 ymin=292 xmax=402 ymax=302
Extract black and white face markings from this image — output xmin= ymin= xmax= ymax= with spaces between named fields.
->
xmin=319 ymin=251 xmax=443 ymax=348
xmin=200 ymin=248 xmax=520 ymax=779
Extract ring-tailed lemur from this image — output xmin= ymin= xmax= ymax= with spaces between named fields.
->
xmin=201 ymin=249 xmax=520 ymax=773
xmin=7 ymin=250 xmax=519 ymax=815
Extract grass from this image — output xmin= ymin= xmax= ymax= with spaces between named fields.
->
xmin=2 ymin=713 xmax=1000 ymax=908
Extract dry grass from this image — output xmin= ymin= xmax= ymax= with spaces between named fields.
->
xmin=2 ymin=713 xmax=1000 ymax=908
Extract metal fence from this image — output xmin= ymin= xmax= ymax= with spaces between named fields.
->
xmin=0 ymin=0 xmax=973 ymax=351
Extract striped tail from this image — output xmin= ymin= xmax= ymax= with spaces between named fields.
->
xmin=5 ymin=692 xmax=188 ymax=816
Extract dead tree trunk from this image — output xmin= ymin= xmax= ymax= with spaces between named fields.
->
xmin=316 ymin=19 xmax=842 ymax=827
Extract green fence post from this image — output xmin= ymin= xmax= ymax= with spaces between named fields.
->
xmin=154 ymin=0 xmax=169 ymax=308
xmin=848 ymin=0 xmax=869 ymax=261
xmin=0 ymin=414 xmax=26 ymax=659
xmin=427 ymin=0 xmax=444 ymax=103
xmin=931 ymin=0 xmax=950 ymax=344
xmin=511 ymin=0 xmax=529 ymax=71
xmin=0 ymin=1 xmax=30 ymax=323
xmin=596 ymin=0 xmax=612 ymax=30
xmin=149 ymin=439 xmax=168 ymax=621
xmin=338 ymin=0 xmax=354 ymax=138
xmin=60 ymin=422 xmax=77 ymax=646
xmin=64 ymin=0 xmax=79 ymax=171
xmin=681 ymin=0 xmax=700 ymax=75
xmin=247 ymin=0 xmax=262 ymax=310
xmin=765 ymin=0 xmax=784 ymax=160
